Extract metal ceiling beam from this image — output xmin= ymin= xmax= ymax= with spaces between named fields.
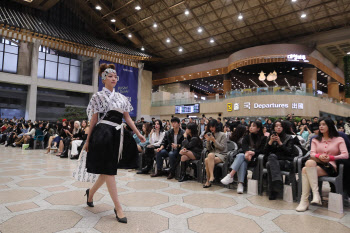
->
xmin=102 ymin=0 xmax=136 ymax=18
xmin=86 ymin=0 xmax=143 ymax=47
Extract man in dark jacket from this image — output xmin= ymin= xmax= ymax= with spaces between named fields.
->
xmin=151 ymin=117 xmax=185 ymax=179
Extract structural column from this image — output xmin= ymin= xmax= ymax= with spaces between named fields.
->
xmin=223 ymin=74 xmax=232 ymax=95
xmin=303 ymin=67 xmax=317 ymax=91
xmin=25 ymin=40 xmax=39 ymax=121
xmin=327 ymin=81 xmax=340 ymax=100
xmin=91 ymin=55 xmax=101 ymax=99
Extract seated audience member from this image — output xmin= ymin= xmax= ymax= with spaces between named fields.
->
xmin=265 ymin=119 xmax=273 ymax=133
xmin=203 ymin=119 xmax=228 ymax=188
xmin=338 ymin=125 xmax=345 ymax=133
xmin=296 ymin=118 xmax=349 ymax=212
xmin=217 ymin=118 xmax=224 ymax=132
xmin=263 ymin=126 xmax=270 ymax=137
xmin=60 ymin=121 xmax=82 ymax=158
xmin=198 ymin=118 xmax=206 ymax=139
xmin=221 ymin=121 xmax=267 ymax=193
xmin=178 ymin=123 xmax=203 ymax=182
xmin=133 ymin=122 xmax=151 ymax=152
xmin=53 ymin=121 xmax=69 ymax=154
xmin=306 ymin=126 xmax=319 ymax=150
xmin=309 ymin=117 xmax=319 ymax=133
xmin=137 ymin=119 xmax=165 ymax=174
xmin=151 ymin=117 xmax=184 ymax=179
xmin=181 ymin=119 xmax=186 ymax=130
xmin=1 ymin=123 xmax=14 ymax=145
xmin=298 ymin=124 xmax=311 ymax=142
xmin=19 ymin=123 xmax=35 ymax=146
xmin=265 ymin=120 xmax=296 ymax=200
xmin=223 ymin=124 xmax=231 ymax=139
xmin=45 ymin=123 xmax=63 ymax=153
xmin=70 ymin=120 xmax=89 ymax=159
xmin=229 ymin=124 xmax=247 ymax=149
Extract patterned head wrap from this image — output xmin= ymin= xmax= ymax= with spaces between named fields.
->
xmin=101 ymin=68 xmax=117 ymax=80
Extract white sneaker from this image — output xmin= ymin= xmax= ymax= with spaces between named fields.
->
xmin=221 ymin=174 xmax=233 ymax=185
xmin=237 ymin=183 xmax=244 ymax=194
xmin=4 ymin=141 xmax=7 ymax=146
xmin=51 ymin=146 xmax=57 ymax=149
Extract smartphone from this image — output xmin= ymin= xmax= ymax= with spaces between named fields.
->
xmin=272 ymin=131 xmax=277 ymax=136
xmin=207 ymin=132 xmax=212 ymax=136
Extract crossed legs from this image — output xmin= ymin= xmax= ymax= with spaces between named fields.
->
xmin=204 ymin=153 xmax=222 ymax=186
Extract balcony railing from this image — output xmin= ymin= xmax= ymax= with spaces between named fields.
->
xmin=151 ymin=86 xmax=350 ymax=109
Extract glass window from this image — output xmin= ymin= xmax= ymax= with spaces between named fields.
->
xmin=45 ymin=61 xmax=57 ymax=80
xmin=4 ymin=44 xmax=18 ymax=54
xmin=0 ymin=44 xmax=3 ymax=52
xmin=71 ymin=59 xmax=81 ymax=66
xmin=58 ymin=64 xmax=70 ymax=81
xmin=70 ymin=66 xmax=80 ymax=83
xmin=46 ymin=53 xmax=58 ymax=62
xmin=59 ymin=56 xmax=70 ymax=65
xmin=38 ymin=59 xmax=45 ymax=78
xmin=3 ymin=53 xmax=18 ymax=73
xmin=39 ymin=52 xmax=45 ymax=60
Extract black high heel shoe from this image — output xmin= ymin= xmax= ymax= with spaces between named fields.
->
xmin=114 ymin=209 xmax=127 ymax=224
xmin=84 ymin=189 xmax=94 ymax=207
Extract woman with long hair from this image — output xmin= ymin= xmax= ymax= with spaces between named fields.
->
xmin=81 ymin=63 xmax=145 ymax=223
xmin=203 ymin=119 xmax=228 ymax=188
xmin=230 ymin=124 xmax=247 ymax=148
xmin=137 ymin=119 xmax=165 ymax=174
xmin=221 ymin=121 xmax=267 ymax=193
xmin=133 ymin=122 xmax=151 ymax=152
xmin=265 ymin=120 xmax=296 ymax=200
xmin=178 ymin=123 xmax=203 ymax=182
xmin=296 ymin=118 xmax=348 ymax=212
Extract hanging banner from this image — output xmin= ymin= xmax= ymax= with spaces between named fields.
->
xmin=98 ymin=60 xmax=139 ymax=118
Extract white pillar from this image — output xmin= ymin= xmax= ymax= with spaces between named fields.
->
xmin=137 ymin=62 xmax=144 ymax=120
xmin=90 ymin=55 xmax=100 ymax=99
xmin=25 ymin=40 xmax=40 ymax=121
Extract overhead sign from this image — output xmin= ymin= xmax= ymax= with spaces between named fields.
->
xmin=287 ymin=54 xmax=309 ymax=62
xmin=228 ymin=102 xmax=304 ymax=110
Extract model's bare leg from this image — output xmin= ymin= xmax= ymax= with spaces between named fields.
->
xmin=105 ymin=175 xmax=125 ymax=218
xmin=88 ymin=175 xmax=106 ymax=202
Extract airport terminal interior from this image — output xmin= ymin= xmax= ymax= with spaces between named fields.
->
xmin=0 ymin=0 xmax=350 ymax=232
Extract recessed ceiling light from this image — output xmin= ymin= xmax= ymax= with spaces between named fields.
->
xmin=135 ymin=5 xmax=141 ymax=10
xmin=238 ymin=13 xmax=243 ymax=20
xmin=301 ymin=13 xmax=307 ymax=18
xmin=292 ymin=0 xmax=297 ymax=2
xmin=96 ymin=5 xmax=102 ymax=10
xmin=166 ymin=38 xmax=171 ymax=43
xmin=185 ymin=9 xmax=190 ymax=15
xmin=153 ymin=23 xmax=158 ymax=28
xmin=347 ymin=52 xmax=350 ymax=54
xmin=197 ymin=27 xmax=203 ymax=33
xmin=128 ymin=33 xmax=132 ymax=38
xmin=141 ymin=46 xmax=145 ymax=51
xmin=111 ymin=19 xmax=116 ymax=23
xmin=178 ymin=47 xmax=183 ymax=52
xmin=210 ymin=38 xmax=215 ymax=43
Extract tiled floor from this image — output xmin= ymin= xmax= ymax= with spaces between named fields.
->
xmin=0 ymin=147 xmax=349 ymax=233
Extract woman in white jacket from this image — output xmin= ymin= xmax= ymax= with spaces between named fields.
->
xmin=137 ymin=119 xmax=165 ymax=174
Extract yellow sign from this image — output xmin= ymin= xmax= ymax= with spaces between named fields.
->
xmin=227 ymin=103 xmax=232 ymax=112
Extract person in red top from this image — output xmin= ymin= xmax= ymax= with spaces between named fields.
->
xmin=296 ymin=118 xmax=349 ymax=212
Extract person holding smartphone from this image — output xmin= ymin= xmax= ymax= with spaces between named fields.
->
xmin=264 ymin=120 xmax=296 ymax=200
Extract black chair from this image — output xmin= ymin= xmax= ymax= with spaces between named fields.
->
xmin=259 ymin=145 xmax=303 ymax=201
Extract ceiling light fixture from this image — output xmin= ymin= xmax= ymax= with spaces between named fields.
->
xmin=292 ymin=0 xmax=297 ymax=2
xmin=153 ymin=23 xmax=158 ymax=28
xmin=210 ymin=38 xmax=215 ymax=43
xmin=111 ymin=19 xmax=116 ymax=23
xmin=347 ymin=52 xmax=350 ymax=55
xmin=301 ymin=13 xmax=307 ymax=18
xmin=258 ymin=71 xmax=266 ymax=81
xmin=185 ymin=9 xmax=190 ymax=15
xmin=178 ymin=47 xmax=183 ymax=52
xmin=128 ymin=33 xmax=132 ymax=38
xmin=141 ymin=46 xmax=145 ymax=51
xmin=197 ymin=27 xmax=203 ymax=33
xmin=135 ymin=5 xmax=141 ymax=10
xmin=95 ymin=5 xmax=102 ymax=10
xmin=238 ymin=13 xmax=243 ymax=20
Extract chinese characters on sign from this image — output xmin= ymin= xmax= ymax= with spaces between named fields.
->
xmin=227 ymin=102 xmax=304 ymax=111
xmin=286 ymin=54 xmax=309 ymax=62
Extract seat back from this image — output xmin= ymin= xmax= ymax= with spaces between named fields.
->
xmin=227 ymin=140 xmax=237 ymax=152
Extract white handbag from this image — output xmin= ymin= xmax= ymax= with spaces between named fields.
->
xmin=72 ymin=150 xmax=99 ymax=183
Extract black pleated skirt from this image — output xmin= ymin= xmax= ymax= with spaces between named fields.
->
xmin=86 ymin=111 xmax=138 ymax=175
